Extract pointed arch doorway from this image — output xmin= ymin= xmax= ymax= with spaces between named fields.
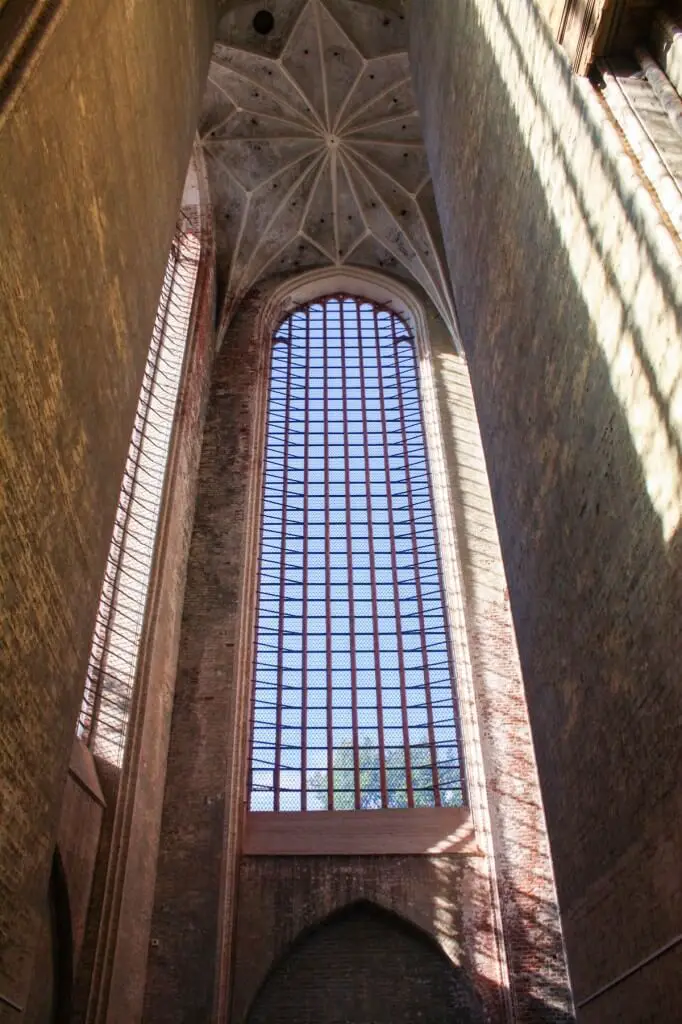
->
xmin=245 ymin=901 xmax=484 ymax=1024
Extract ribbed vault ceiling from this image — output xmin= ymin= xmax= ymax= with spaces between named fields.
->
xmin=201 ymin=0 xmax=456 ymax=333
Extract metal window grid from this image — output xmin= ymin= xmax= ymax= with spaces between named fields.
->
xmin=77 ymin=218 xmax=200 ymax=766
xmin=250 ymin=295 xmax=464 ymax=811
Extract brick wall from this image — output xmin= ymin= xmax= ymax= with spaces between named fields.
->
xmin=425 ymin=312 xmax=572 ymax=1022
xmin=0 ymin=0 xmax=217 ymax=1011
xmin=73 ymin=196 xmax=217 ymax=1024
xmin=410 ymin=0 xmax=682 ymax=1018
xmin=146 ymin=274 xmax=570 ymax=1022
xmin=144 ymin=285 xmax=271 ymax=1023
xmin=245 ymin=900 xmax=484 ymax=1024
xmin=232 ymin=856 xmax=500 ymax=1023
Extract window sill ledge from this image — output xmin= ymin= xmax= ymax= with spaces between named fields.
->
xmin=243 ymin=807 xmax=480 ymax=856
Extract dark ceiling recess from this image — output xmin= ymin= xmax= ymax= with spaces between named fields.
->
xmin=253 ymin=10 xmax=275 ymax=34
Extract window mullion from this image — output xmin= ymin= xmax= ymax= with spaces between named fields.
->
xmin=390 ymin=320 xmax=441 ymax=807
xmin=273 ymin=317 xmax=294 ymax=810
xmin=340 ymin=299 xmax=361 ymax=809
xmin=372 ymin=307 xmax=414 ymax=808
xmin=301 ymin=309 xmax=310 ymax=810
xmin=323 ymin=299 xmax=334 ymax=811
xmin=356 ymin=301 xmax=388 ymax=807
xmin=409 ymin=339 xmax=467 ymax=808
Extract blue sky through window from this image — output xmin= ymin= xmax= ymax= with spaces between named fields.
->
xmin=250 ymin=296 xmax=463 ymax=811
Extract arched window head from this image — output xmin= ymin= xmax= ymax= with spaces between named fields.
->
xmin=249 ymin=294 xmax=463 ymax=812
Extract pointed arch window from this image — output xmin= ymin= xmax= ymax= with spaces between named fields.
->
xmin=249 ymin=295 xmax=464 ymax=814
xmin=78 ymin=216 xmax=201 ymax=765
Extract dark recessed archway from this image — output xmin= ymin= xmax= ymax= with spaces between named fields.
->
xmin=245 ymin=900 xmax=484 ymax=1024
xmin=23 ymin=848 xmax=73 ymax=1023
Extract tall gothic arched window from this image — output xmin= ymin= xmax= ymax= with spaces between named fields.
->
xmin=78 ymin=216 xmax=201 ymax=766
xmin=249 ymin=295 xmax=463 ymax=813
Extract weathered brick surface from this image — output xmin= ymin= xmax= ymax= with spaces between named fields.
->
xmin=428 ymin=326 xmax=573 ymax=1022
xmin=244 ymin=898 xmax=485 ymax=1024
xmin=73 ymin=217 xmax=217 ymax=1024
xmin=146 ymin=279 xmax=570 ymax=1022
xmin=108 ymin=236 xmax=216 ymax=1024
xmin=578 ymin=945 xmax=682 ymax=1023
xmin=233 ymin=855 xmax=501 ymax=1023
xmin=0 ymin=0 xmax=216 ymax=1009
xmin=144 ymin=287 xmax=270 ymax=1023
xmin=410 ymin=1 xmax=682 ymax=1018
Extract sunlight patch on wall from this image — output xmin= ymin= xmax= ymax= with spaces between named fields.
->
xmin=78 ymin=226 xmax=200 ymax=769
xmin=472 ymin=0 xmax=682 ymax=541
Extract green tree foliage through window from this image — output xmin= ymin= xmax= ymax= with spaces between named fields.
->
xmin=310 ymin=736 xmax=463 ymax=810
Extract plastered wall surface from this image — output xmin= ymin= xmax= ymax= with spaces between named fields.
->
xmin=410 ymin=0 xmax=682 ymax=1018
xmin=0 ymin=0 xmax=216 ymax=1011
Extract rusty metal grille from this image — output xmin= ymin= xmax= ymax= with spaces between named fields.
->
xmin=77 ymin=218 xmax=201 ymax=766
xmin=249 ymin=295 xmax=463 ymax=811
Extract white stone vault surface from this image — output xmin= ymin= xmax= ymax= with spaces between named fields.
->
xmin=201 ymin=0 xmax=457 ymax=334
